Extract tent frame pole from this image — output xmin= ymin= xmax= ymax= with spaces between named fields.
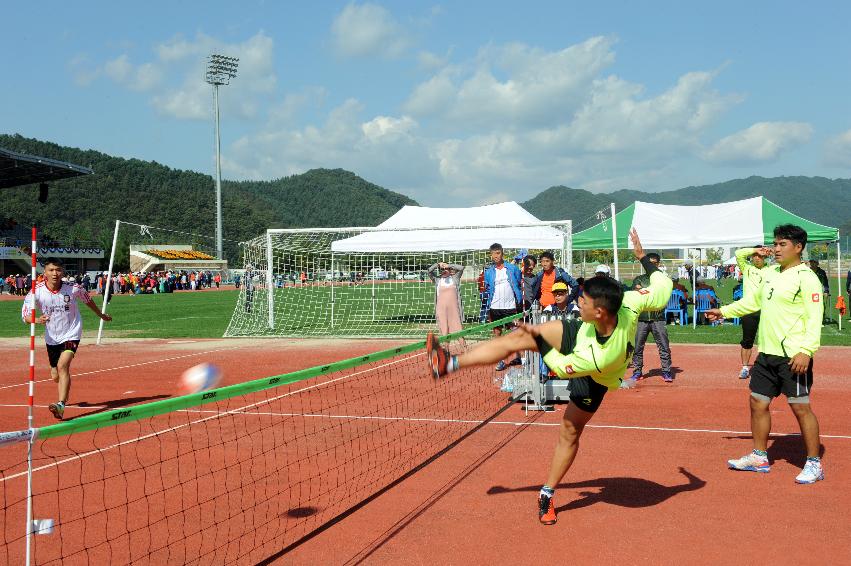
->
xmin=610 ymin=203 xmax=619 ymax=281
xmin=837 ymin=237 xmax=843 ymax=331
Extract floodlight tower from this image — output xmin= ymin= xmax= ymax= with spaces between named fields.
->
xmin=205 ymin=53 xmax=239 ymax=260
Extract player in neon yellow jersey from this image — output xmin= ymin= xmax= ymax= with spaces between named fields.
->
xmin=427 ymin=228 xmax=672 ymax=525
xmin=734 ymin=246 xmax=773 ymax=379
xmin=707 ymin=224 xmax=824 ymax=484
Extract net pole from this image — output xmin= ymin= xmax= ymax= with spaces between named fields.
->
xmin=371 ymin=268 xmax=376 ymax=322
xmin=265 ymin=231 xmax=275 ymax=329
xmin=610 ymin=203 xmax=619 ymax=281
xmin=96 ymin=219 xmax=120 ymax=345
xmin=25 ymin=226 xmax=37 ymax=565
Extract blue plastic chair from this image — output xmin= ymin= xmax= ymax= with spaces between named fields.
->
xmin=730 ymin=285 xmax=743 ymax=325
xmin=665 ymin=289 xmax=687 ymax=325
xmin=694 ymin=289 xmax=719 ymax=325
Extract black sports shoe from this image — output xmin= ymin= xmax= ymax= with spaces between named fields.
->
xmin=426 ymin=332 xmax=448 ymax=379
xmin=538 ymin=493 xmax=557 ymax=525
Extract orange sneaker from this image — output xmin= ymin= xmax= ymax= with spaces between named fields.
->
xmin=426 ymin=332 xmax=448 ymax=379
xmin=538 ymin=493 xmax=557 ymax=525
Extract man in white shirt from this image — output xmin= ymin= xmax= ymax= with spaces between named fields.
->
xmin=22 ymin=259 xmax=112 ymax=420
xmin=483 ymin=243 xmax=523 ymax=370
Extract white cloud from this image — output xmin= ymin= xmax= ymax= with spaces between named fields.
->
xmin=67 ymin=54 xmax=100 ymax=86
xmin=222 ymin=99 xmax=437 ymax=196
xmin=103 ymin=54 xmax=163 ymax=91
xmin=104 ymin=54 xmax=132 ymax=82
xmin=823 ymin=129 xmax=851 ymax=168
xmin=149 ymin=32 xmax=276 ymax=120
xmin=703 ymin=122 xmax=813 ymax=164
xmin=221 ymin=35 xmax=765 ymax=205
xmin=417 ymin=49 xmax=451 ymax=71
xmin=331 ymin=2 xmax=411 ymax=58
xmin=78 ymin=32 xmax=276 ymax=120
xmin=404 ymin=37 xmax=618 ymax=130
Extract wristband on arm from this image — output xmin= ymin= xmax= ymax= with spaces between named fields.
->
xmin=640 ymin=256 xmax=660 ymax=276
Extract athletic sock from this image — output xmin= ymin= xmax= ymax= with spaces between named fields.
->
xmin=540 ymin=486 xmax=555 ymax=498
xmin=753 ymin=449 xmax=768 ymax=458
xmin=447 ymin=355 xmax=459 ymax=373
xmin=806 ymin=456 xmax=821 ymax=464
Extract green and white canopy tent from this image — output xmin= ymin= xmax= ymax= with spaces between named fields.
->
xmin=572 ymin=196 xmax=843 ymax=329
xmin=573 ymin=196 xmax=838 ymax=249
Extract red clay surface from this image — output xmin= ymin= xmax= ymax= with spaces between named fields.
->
xmin=0 ymin=338 xmax=848 ymax=565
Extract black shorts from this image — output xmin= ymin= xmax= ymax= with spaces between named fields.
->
xmin=750 ymin=353 xmax=813 ymax=400
xmin=46 ymin=341 xmax=79 ymax=368
xmin=739 ymin=312 xmax=760 ymax=349
xmin=488 ymin=307 xmax=518 ymax=330
xmin=535 ymin=318 xmax=607 ymax=413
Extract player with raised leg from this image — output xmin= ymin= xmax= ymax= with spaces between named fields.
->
xmin=707 ymin=225 xmax=824 ymax=484
xmin=427 ymin=228 xmax=672 ymax=524
xmin=22 ymin=258 xmax=112 ymax=420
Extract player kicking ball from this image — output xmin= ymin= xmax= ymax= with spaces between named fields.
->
xmin=22 ymin=258 xmax=112 ymax=420
xmin=706 ymin=224 xmax=825 ymax=484
xmin=427 ymin=229 xmax=672 ymax=525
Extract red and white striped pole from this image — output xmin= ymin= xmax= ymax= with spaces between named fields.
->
xmin=28 ymin=226 xmax=36 ymax=428
xmin=26 ymin=226 xmax=36 ymax=565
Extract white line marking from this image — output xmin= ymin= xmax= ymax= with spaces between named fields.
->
xmin=0 ymin=353 xmax=422 ymax=483
xmin=175 ymin=409 xmax=851 ymax=440
xmin=4 ymin=346 xmax=848 ymax=484
xmin=0 ymin=346 xmax=244 ymax=392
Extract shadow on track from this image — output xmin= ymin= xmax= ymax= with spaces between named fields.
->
xmin=488 ymin=467 xmax=706 ymax=511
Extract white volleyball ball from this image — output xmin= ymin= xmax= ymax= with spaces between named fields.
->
xmin=179 ymin=363 xmax=222 ymax=394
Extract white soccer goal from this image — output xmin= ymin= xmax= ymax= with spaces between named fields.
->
xmin=224 ymin=221 xmax=572 ymax=338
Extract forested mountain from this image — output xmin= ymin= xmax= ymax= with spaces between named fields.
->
xmin=2 ymin=133 xmax=848 ymax=269
xmin=523 ymin=177 xmax=851 ymax=234
xmin=0 ymin=134 xmax=417 ymax=262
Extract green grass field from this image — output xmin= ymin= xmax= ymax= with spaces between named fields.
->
xmin=1 ymin=277 xmax=849 ymax=345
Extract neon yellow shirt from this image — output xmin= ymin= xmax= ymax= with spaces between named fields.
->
xmin=543 ymin=271 xmax=673 ymax=390
xmin=721 ymin=263 xmax=822 ymax=358
xmin=735 ymin=248 xmax=769 ymax=298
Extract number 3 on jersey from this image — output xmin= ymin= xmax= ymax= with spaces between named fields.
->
xmin=766 ymin=287 xmax=774 ymax=300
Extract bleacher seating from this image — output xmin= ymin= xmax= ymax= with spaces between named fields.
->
xmin=146 ymin=249 xmax=215 ymax=260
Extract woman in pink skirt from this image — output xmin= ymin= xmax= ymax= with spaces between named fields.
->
xmin=428 ymin=262 xmax=465 ymax=342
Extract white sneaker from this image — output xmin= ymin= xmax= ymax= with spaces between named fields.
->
xmin=795 ymin=460 xmax=824 ymax=484
xmin=739 ymin=366 xmax=750 ymax=379
xmin=727 ymin=451 xmax=770 ymax=473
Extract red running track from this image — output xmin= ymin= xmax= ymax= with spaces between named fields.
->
xmin=0 ymin=339 xmax=848 ymax=565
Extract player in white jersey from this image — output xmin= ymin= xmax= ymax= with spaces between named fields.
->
xmin=22 ymin=259 xmax=112 ymax=420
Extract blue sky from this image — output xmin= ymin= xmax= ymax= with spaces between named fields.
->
xmin=3 ymin=1 xmax=850 ymax=206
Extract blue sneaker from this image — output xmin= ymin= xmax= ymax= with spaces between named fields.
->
xmin=495 ymin=360 xmax=507 ymax=371
xmin=630 ymin=369 xmax=643 ymax=381
xmin=662 ymin=371 xmax=674 ymax=383
xmin=739 ymin=366 xmax=750 ymax=379
xmin=728 ymin=451 xmax=770 ymax=473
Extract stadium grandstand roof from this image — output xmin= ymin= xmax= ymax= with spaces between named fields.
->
xmin=0 ymin=146 xmax=93 ymax=190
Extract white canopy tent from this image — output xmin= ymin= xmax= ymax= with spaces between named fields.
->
xmin=331 ymin=202 xmax=569 ymax=252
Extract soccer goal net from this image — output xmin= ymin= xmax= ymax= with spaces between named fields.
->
xmin=224 ymin=221 xmax=572 ymax=338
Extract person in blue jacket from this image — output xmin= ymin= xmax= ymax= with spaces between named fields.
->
xmin=484 ymin=242 xmax=523 ymax=370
